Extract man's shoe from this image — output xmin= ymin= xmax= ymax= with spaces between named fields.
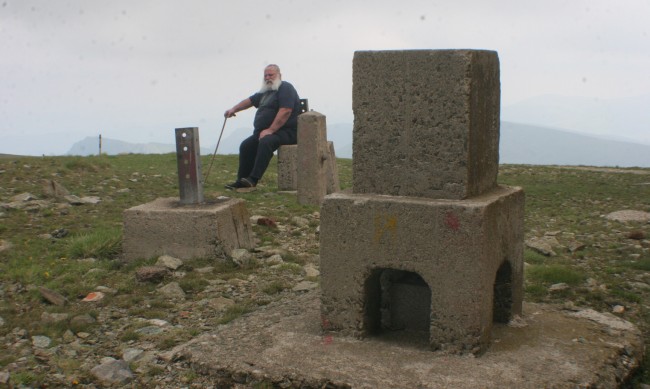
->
xmin=240 ymin=177 xmax=256 ymax=188
xmin=225 ymin=180 xmax=245 ymax=190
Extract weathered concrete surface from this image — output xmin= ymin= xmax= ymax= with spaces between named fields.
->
xmin=278 ymin=142 xmax=340 ymax=194
xmin=122 ymin=197 xmax=254 ymax=261
xmin=297 ymin=111 xmax=329 ymax=206
xmin=169 ymin=290 xmax=643 ymax=388
xmin=352 ymin=50 xmax=500 ymax=200
xmin=277 ymin=145 xmax=298 ymax=191
xmin=320 ymin=185 xmax=524 ymax=353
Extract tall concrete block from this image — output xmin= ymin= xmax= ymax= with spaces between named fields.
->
xmin=320 ymin=186 xmax=524 ymax=353
xmin=123 ymin=197 xmax=254 ymax=261
xmin=297 ymin=111 xmax=329 ymax=205
xmin=352 ymin=50 xmax=500 ymax=200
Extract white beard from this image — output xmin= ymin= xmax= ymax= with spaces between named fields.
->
xmin=259 ymin=78 xmax=282 ymax=93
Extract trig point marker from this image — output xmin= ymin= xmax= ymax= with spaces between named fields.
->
xmin=320 ymin=49 xmax=522 ymax=353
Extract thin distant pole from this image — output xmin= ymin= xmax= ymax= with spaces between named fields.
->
xmin=99 ymin=134 xmax=102 ymax=155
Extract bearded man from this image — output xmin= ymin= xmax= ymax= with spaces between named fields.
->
xmin=223 ymin=64 xmax=301 ymax=189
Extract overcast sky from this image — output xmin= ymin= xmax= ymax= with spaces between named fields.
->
xmin=2 ymin=0 xmax=649 ymax=156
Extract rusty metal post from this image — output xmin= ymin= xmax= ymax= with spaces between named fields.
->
xmin=175 ymin=127 xmax=204 ymax=204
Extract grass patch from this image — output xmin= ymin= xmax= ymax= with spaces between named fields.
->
xmin=621 ymin=258 xmax=650 ymax=271
xmin=262 ymin=280 xmax=290 ymax=295
xmin=524 ymin=249 xmax=547 ymax=265
xmin=66 ymin=227 xmax=122 ymax=260
xmin=217 ymin=302 xmax=254 ymax=325
xmin=526 ymin=264 xmax=585 ymax=285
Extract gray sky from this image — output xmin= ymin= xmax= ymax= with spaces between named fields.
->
xmin=2 ymin=0 xmax=649 ymax=155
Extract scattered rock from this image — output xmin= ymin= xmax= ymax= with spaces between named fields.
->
xmin=90 ymin=358 xmax=134 ymax=386
xmin=136 ymin=266 xmax=170 ymax=283
xmin=256 ymin=217 xmax=278 ymax=228
xmin=158 ymin=282 xmax=186 ymax=300
xmin=291 ymin=216 xmax=310 ymax=227
xmin=122 ymin=348 xmax=144 ymax=363
xmin=12 ymin=192 xmax=37 ymax=202
xmin=303 ymin=264 xmax=320 ymax=278
xmin=261 ymin=254 xmax=284 ymax=266
xmin=525 ymin=236 xmax=558 ymax=256
xmin=64 ymin=195 xmax=102 ymax=205
xmin=293 ymin=281 xmax=318 ymax=292
xmin=156 ymin=255 xmax=184 ymax=270
xmin=612 ymin=305 xmax=626 ymax=314
xmin=96 ymin=285 xmax=118 ymax=295
xmin=41 ymin=179 xmax=69 ymax=198
xmin=39 ymin=287 xmax=68 ymax=306
xmin=82 ymin=291 xmax=105 ymax=302
xmin=549 ymin=283 xmax=569 ymax=292
xmin=31 ymin=335 xmax=52 ymax=348
xmin=231 ymin=249 xmax=254 ymax=267
xmin=605 ymin=210 xmax=650 ymax=223
xmin=0 ymin=239 xmax=12 ymax=252
xmin=626 ymin=230 xmax=646 ymax=240
xmin=70 ymin=314 xmax=97 ymax=328
xmin=0 ymin=371 xmax=9 ymax=384
xmin=50 ymin=228 xmax=69 ymax=238
xmin=568 ymin=241 xmax=586 ymax=253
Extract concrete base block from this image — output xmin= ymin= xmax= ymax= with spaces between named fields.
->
xmin=277 ymin=145 xmax=298 ymax=191
xmin=277 ymin=142 xmax=340 ymax=194
xmin=122 ymin=197 xmax=254 ymax=261
xmin=319 ymin=186 xmax=524 ymax=353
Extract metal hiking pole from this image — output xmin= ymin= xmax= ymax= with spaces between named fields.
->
xmin=203 ymin=116 xmax=228 ymax=186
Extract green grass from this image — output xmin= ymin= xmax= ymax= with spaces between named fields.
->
xmin=217 ymin=302 xmax=255 ymax=325
xmin=526 ymin=264 xmax=586 ymax=285
xmin=66 ymin=227 xmax=122 ymax=260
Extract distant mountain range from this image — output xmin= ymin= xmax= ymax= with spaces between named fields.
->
xmin=67 ymin=120 xmax=650 ymax=168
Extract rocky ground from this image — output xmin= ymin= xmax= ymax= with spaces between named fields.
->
xmin=0 ymin=191 xmax=324 ymax=388
xmin=1 ymin=160 xmax=650 ymax=388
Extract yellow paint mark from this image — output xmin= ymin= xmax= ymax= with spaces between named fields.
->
xmin=374 ymin=213 xmax=398 ymax=244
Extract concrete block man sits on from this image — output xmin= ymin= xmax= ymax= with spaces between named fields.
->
xmin=224 ymin=64 xmax=301 ymax=189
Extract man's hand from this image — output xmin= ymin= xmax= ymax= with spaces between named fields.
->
xmin=224 ymin=109 xmax=237 ymax=118
xmin=259 ymin=129 xmax=274 ymax=139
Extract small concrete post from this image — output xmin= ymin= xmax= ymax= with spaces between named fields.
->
xmin=175 ymin=127 xmax=204 ymax=204
xmin=297 ymin=112 xmax=328 ymax=205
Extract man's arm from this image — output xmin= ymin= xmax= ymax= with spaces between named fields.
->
xmin=259 ymin=107 xmax=292 ymax=139
xmin=224 ymin=98 xmax=253 ymax=118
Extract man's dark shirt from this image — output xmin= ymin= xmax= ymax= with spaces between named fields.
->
xmin=250 ymin=81 xmax=300 ymax=132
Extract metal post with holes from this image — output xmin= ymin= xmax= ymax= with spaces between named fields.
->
xmin=175 ymin=127 xmax=204 ymax=204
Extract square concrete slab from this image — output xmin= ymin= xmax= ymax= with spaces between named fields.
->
xmin=122 ymin=197 xmax=254 ymax=261
xmin=167 ymin=290 xmax=643 ymax=388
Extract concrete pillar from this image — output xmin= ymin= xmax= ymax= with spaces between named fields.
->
xmin=352 ymin=50 xmax=500 ymax=200
xmin=297 ymin=112 xmax=328 ymax=205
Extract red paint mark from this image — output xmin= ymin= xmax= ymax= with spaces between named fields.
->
xmin=322 ymin=335 xmax=333 ymax=345
xmin=444 ymin=212 xmax=460 ymax=231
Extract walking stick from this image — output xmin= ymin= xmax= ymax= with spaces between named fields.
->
xmin=203 ymin=116 xmax=228 ymax=186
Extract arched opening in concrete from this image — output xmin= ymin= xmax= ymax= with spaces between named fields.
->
xmin=363 ymin=268 xmax=431 ymax=346
xmin=493 ymin=260 xmax=513 ymax=323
